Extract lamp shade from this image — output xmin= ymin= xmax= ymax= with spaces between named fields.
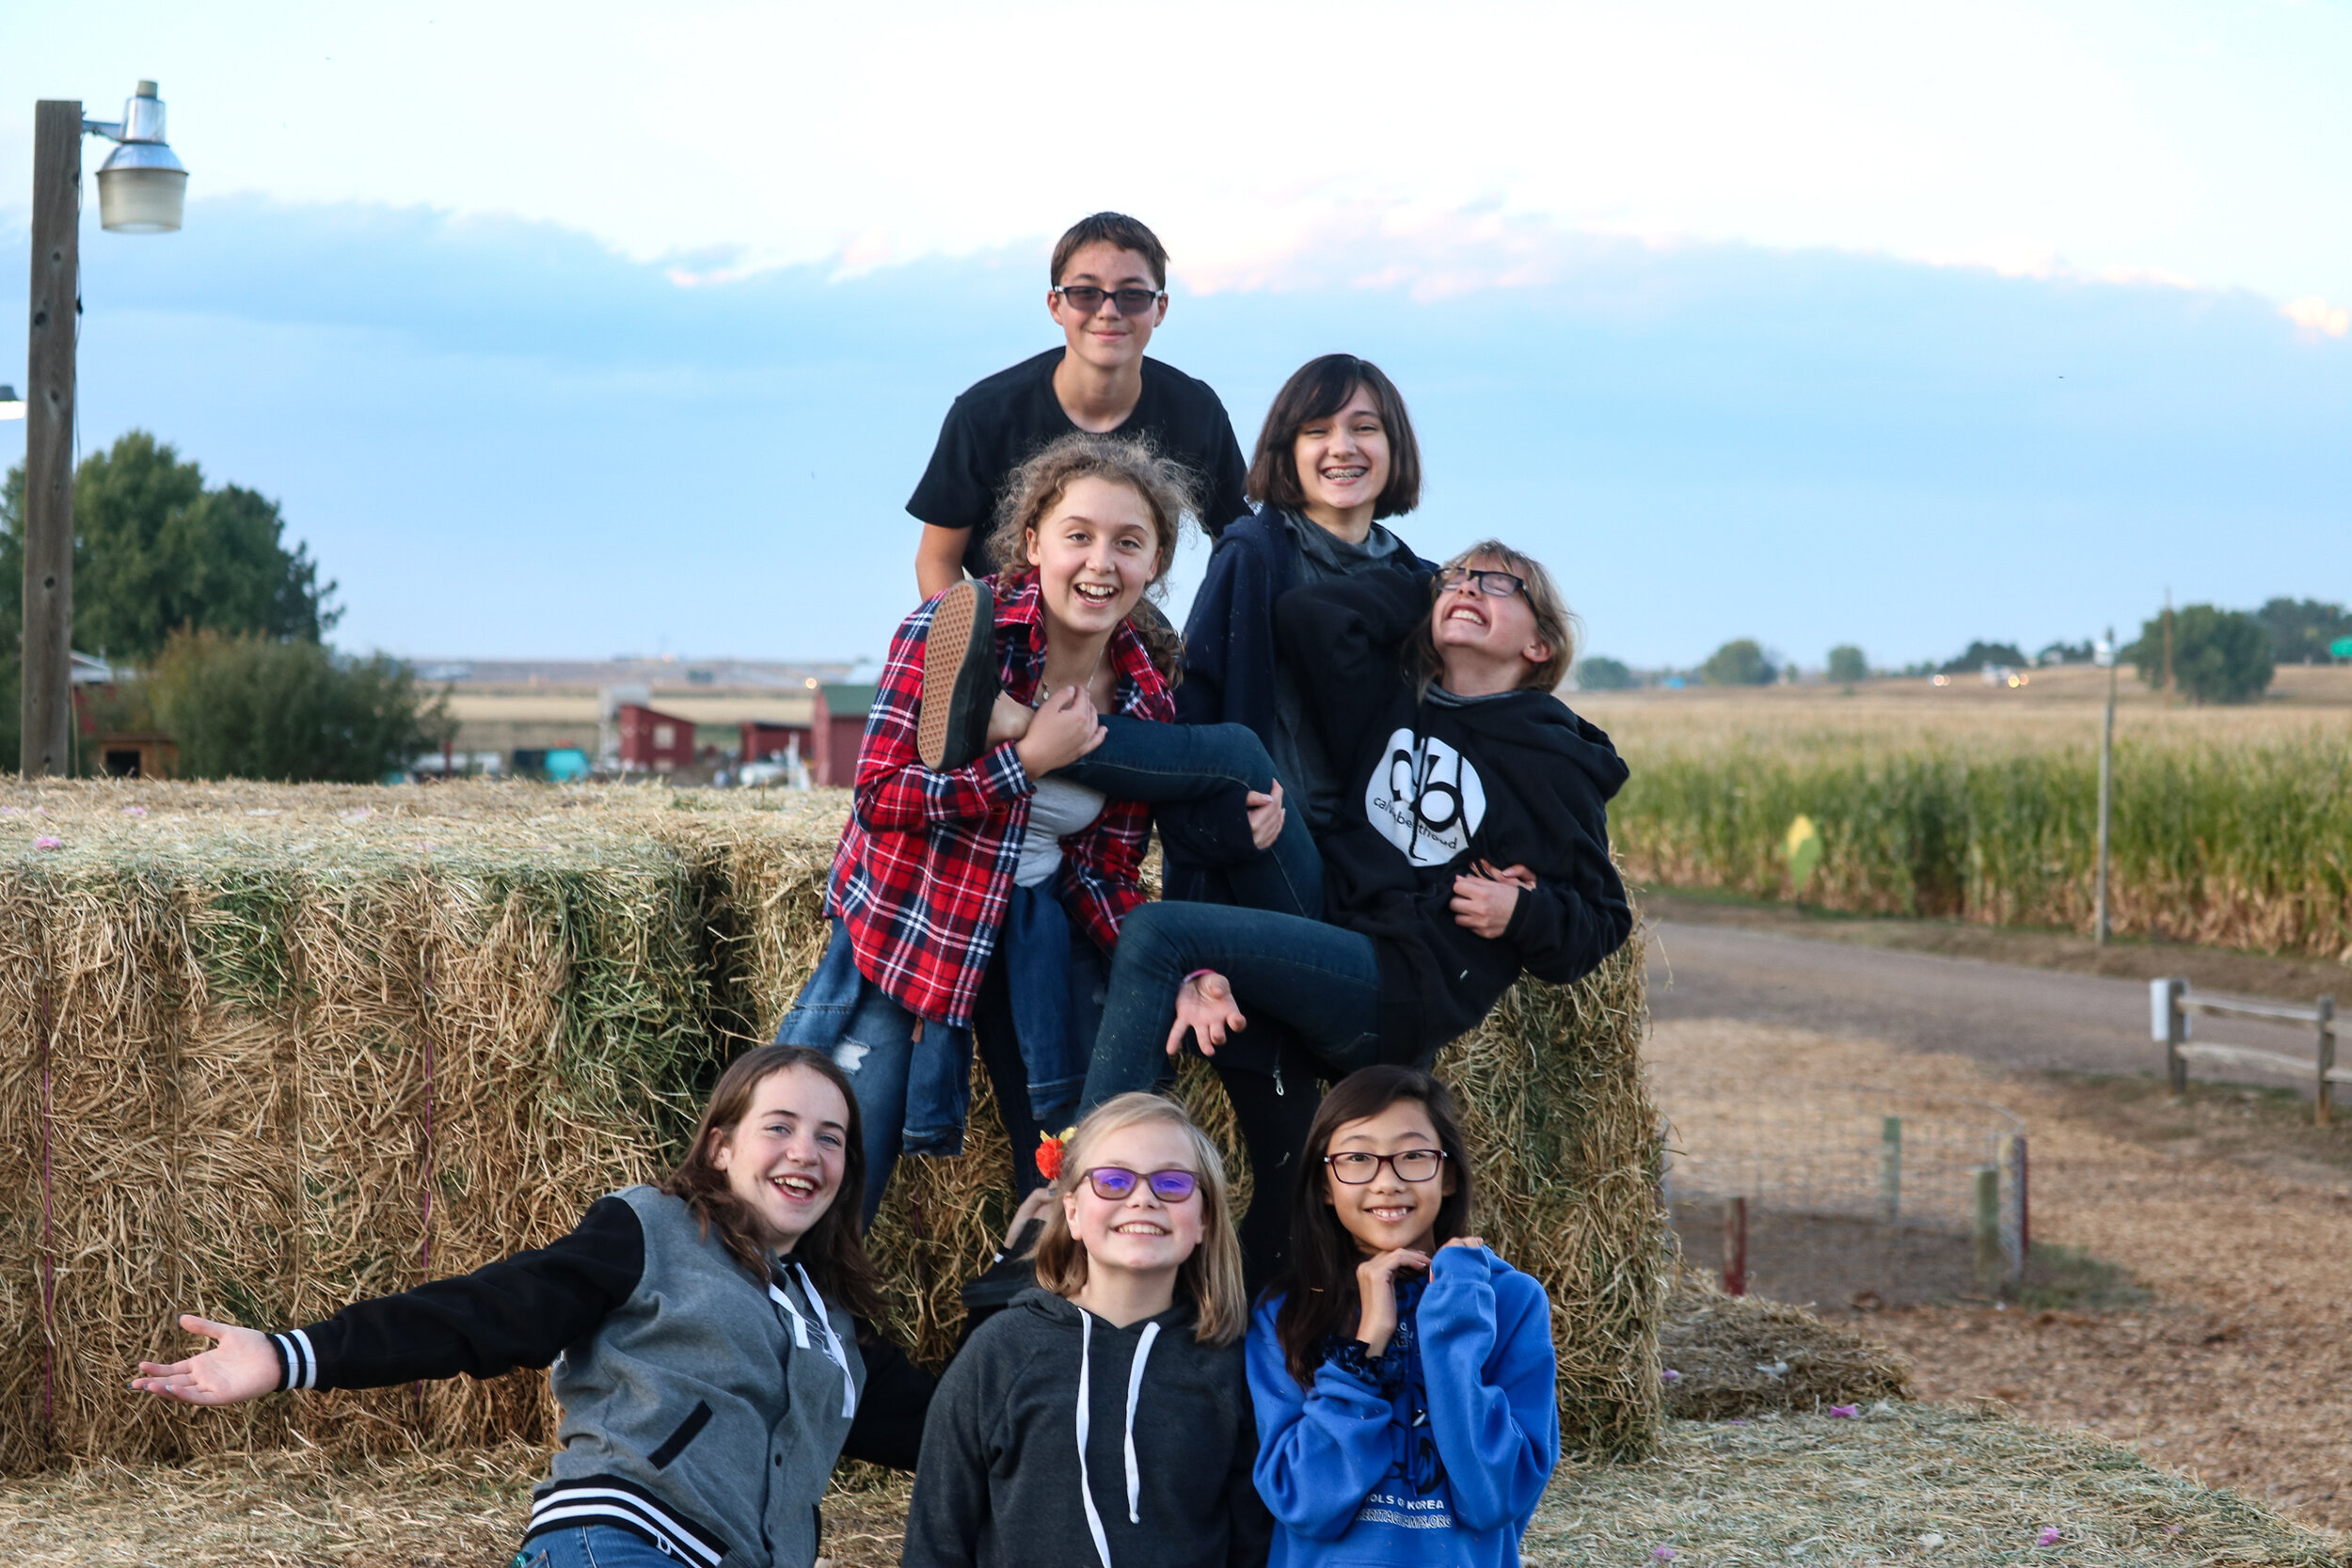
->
xmin=96 ymin=81 xmax=186 ymax=234
xmin=0 ymin=385 xmax=25 ymax=420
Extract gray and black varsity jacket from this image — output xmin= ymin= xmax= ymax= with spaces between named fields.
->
xmin=266 ymin=1184 xmax=933 ymax=1567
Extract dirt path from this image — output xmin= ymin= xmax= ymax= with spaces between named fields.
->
xmin=1650 ymin=1019 xmax=2352 ymax=1534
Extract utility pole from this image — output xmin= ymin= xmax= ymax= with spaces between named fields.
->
xmin=2095 ymin=626 xmax=2117 ymax=944
xmin=22 ymin=102 xmax=82 ymax=778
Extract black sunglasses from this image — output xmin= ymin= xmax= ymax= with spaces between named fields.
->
xmin=1438 ymin=566 xmax=1527 ymax=600
xmin=1325 ymin=1148 xmax=1448 ymax=1184
xmin=1054 ymin=285 xmax=1167 ymax=317
xmin=1081 ymin=1165 xmax=1200 ymax=1202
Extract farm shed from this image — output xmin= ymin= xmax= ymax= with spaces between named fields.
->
xmin=0 ymin=783 xmax=1661 ymax=1472
xmin=613 ymin=703 xmax=695 ymax=772
xmin=739 ymin=720 xmax=811 ymax=765
xmin=810 ymin=684 xmax=878 ymax=786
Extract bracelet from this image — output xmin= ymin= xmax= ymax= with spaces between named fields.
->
xmin=1182 ymin=969 xmax=1216 ymax=992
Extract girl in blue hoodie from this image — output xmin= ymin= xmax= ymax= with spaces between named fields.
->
xmin=1247 ymin=1065 xmax=1558 ymax=1568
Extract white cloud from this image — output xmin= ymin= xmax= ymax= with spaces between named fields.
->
xmin=2282 ymin=296 xmax=2350 ymax=338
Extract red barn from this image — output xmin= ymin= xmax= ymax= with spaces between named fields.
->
xmin=810 ymin=684 xmax=877 ymax=787
xmin=616 ymin=704 xmax=696 ymax=772
xmin=739 ymin=720 xmax=811 ymax=766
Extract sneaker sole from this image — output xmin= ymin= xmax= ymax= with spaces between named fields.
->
xmin=916 ymin=580 xmax=994 ymax=770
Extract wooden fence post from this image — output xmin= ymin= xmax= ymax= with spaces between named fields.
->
xmin=1973 ymin=1166 xmax=2002 ymax=1293
xmin=1721 ymin=1196 xmax=1748 ymax=1297
xmin=2153 ymin=977 xmax=2187 ymax=1093
xmin=1876 ymin=1116 xmax=1901 ymax=1227
xmin=2316 ymin=997 xmax=2336 ymax=1129
xmin=1997 ymin=1134 xmax=2027 ymax=1285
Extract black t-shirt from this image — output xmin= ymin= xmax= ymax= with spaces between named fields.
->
xmin=908 ymin=349 xmax=1251 ymax=578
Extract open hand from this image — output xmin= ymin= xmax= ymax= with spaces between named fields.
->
xmin=1449 ymin=868 xmax=1521 ymax=939
xmin=129 ymin=1314 xmax=279 ymax=1406
xmin=1015 ymin=686 xmax=1105 ymax=777
xmin=1245 ymin=782 xmax=1287 ymax=853
xmin=1167 ymin=970 xmax=1248 ymax=1058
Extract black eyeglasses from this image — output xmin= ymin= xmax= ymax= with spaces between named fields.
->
xmin=1081 ymin=1165 xmax=1200 ymax=1202
xmin=1438 ymin=566 xmax=1527 ymax=600
xmin=1325 ymin=1148 xmax=1447 ymax=1184
xmin=1053 ymin=285 xmax=1167 ymax=317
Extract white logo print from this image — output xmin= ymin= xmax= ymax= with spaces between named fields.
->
xmin=1366 ymin=728 xmax=1486 ymax=866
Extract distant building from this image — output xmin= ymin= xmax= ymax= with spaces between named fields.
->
xmin=616 ymin=704 xmax=697 ymax=772
xmin=740 ymin=720 xmax=812 ymax=766
xmin=810 ymin=684 xmax=878 ymax=787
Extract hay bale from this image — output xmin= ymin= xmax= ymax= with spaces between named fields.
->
xmin=1659 ymin=1275 xmax=1914 ymax=1419
xmin=0 ymin=781 xmax=1664 ymax=1468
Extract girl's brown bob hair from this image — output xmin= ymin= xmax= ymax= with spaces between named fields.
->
xmin=1245 ymin=355 xmax=1422 ymax=520
xmin=1409 ymin=539 xmax=1580 ymax=695
xmin=660 ymin=1044 xmax=886 ymax=1322
xmin=1269 ymin=1065 xmax=1475 ymax=1387
xmin=1033 ymin=1092 xmax=1249 ymax=1347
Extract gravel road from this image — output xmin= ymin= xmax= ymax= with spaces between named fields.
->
xmin=1645 ymin=920 xmax=2323 ymax=1087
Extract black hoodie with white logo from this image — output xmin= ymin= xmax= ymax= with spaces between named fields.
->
xmin=1275 ymin=572 xmax=1632 ymax=1061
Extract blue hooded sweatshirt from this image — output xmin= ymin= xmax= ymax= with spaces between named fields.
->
xmin=1247 ymin=1245 xmax=1559 ymax=1568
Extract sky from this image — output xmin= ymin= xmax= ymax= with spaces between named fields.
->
xmin=2 ymin=0 xmax=2347 ymax=669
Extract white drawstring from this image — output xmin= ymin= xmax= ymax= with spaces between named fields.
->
xmin=1075 ymin=1311 xmax=1162 ymax=1568
xmin=1122 ymin=1322 xmax=1161 ymax=1524
xmin=1076 ymin=1314 xmax=1113 ymax=1568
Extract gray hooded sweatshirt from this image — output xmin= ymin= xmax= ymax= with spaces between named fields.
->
xmin=902 ymin=1286 xmax=1270 ymax=1568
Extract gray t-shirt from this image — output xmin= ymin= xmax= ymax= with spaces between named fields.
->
xmin=1271 ymin=510 xmax=1411 ymax=833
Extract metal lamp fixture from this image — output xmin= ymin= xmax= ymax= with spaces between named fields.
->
xmin=87 ymin=80 xmax=188 ymax=233
xmin=0 ymin=386 xmax=25 ymax=420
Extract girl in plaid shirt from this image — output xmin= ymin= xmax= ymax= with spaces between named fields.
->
xmin=785 ymin=434 xmax=1317 ymax=1229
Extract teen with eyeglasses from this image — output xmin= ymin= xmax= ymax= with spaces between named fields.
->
xmin=909 ymin=212 xmax=1249 ymax=601
xmin=1078 ymin=541 xmax=1632 ymax=1283
xmin=1248 ymin=1066 xmax=1558 ymax=1568
xmin=904 ymin=1092 xmax=1271 ymax=1568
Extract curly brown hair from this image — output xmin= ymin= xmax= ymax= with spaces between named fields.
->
xmin=984 ymin=433 xmax=1200 ymax=681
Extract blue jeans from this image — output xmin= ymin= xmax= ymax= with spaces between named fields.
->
xmin=1083 ymin=899 xmax=1384 ymax=1110
xmin=516 ymin=1525 xmax=677 ymax=1568
xmin=1058 ymin=715 xmax=1322 ymax=921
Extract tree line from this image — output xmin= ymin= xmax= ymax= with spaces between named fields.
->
xmin=2 ymin=432 xmax=452 ymax=779
xmin=1574 ymin=599 xmax=2348 ymax=704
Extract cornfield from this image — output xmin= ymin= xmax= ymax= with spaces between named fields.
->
xmin=1604 ymin=715 xmax=2352 ymax=959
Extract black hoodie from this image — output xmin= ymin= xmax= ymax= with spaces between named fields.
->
xmin=901 ymin=1287 xmax=1270 ymax=1568
xmin=1275 ymin=571 xmax=1633 ymax=1060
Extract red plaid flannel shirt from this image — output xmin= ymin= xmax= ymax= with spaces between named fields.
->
xmin=825 ymin=576 xmax=1174 ymax=1027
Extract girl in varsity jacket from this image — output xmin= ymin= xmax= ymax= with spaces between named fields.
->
xmin=128 ymin=1045 xmax=932 ymax=1568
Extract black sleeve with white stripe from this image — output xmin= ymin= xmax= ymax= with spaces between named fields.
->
xmin=268 ymin=1196 xmax=644 ymax=1392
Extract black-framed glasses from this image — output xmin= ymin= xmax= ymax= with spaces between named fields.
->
xmin=1082 ymin=1165 xmax=1200 ymax=1202
xmin=1053 ymin=285 xmax=1167 ymax=317
xmin=1325 ymin=1148 xmax=1448 ymax=1184
xmin=1438 ymin=566 xmax=1527 ymax=600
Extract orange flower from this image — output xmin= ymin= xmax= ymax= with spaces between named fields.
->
xmin=1035 ymin=1131 xmax=1069 ymax=1182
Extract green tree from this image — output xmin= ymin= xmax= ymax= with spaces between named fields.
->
xmin=1701 ymin=639 xmax=1774 ymax=686
xmin=149 ymin=629 xmax=453 ymax=782
xmin=0 ymin=431 xmax=339 ymax=664
xmin=1826 ymin=645 xmax=1868 ymax=683
xmin=2255 ymin=597 xmax=2352 ymax=664
xmin=1575 ymin=656 xmax=1635 ymax=690
xmin=1938 ymin=640 xmax=2026 ymax=674
xmin=2126 ymin=605 xmax=2274 ymax=705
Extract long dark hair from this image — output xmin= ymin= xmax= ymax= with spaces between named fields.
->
xmin=1269 ymin=1065 xmax=1475 ymax=1387
xmin=661 ymin=1044 xmax=887 ymax=1322
xmin=1244 ymin=354 xmax=1422 ymax=519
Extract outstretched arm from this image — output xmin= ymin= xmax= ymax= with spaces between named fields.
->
xmin=128 ymin=1196 xmax=643 ymax=1402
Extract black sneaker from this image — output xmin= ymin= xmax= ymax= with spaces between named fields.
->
xmin=917 ymin=579 xmax=999 ymax=771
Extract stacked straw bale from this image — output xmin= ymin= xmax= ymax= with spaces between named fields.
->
xmin=0 ymin=780 xmax=1662 ymax=1470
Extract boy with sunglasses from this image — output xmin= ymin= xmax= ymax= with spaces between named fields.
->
xmin=910 ymin=212 xmax=1249 ymax=598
